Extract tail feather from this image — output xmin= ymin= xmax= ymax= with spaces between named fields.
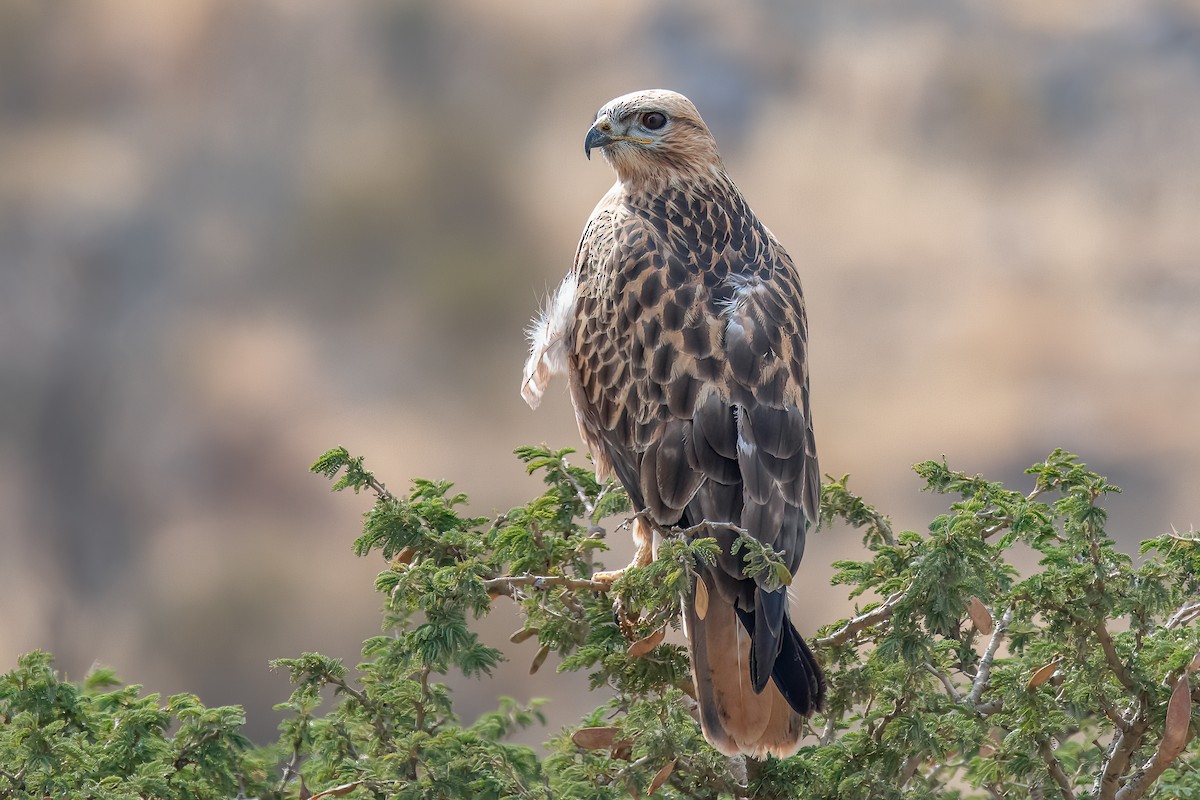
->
xmin=737 ymin=601 xmax=826 ymax=717
xmin=688 ymin=591 xmax=774 ymax=751
xmin=684 ymin=580 xmax=822 ymax=759
xmin=772 ymin=619 xmax=826 ymax=716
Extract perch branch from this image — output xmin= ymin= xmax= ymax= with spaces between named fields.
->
xmin=815 ymin=590 xmax=907 ymax=648
xmin=485 ymin=574 xmax=609 ymax=598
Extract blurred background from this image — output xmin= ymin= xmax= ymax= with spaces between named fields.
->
xmin=2 ymin=0 xmax=1199 ymax=745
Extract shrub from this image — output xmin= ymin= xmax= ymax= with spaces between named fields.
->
xmin=1 ymin=447 xmax=1196 ymax=799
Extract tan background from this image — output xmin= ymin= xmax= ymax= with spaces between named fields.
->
xmin=2 ymin=0 xmax=1198 ymax=744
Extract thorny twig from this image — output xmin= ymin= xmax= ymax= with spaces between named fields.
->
xmin=365 ymin=474 xmax=394 ymax=503
xmin=276 ymin=738 xmax=303 ymax=796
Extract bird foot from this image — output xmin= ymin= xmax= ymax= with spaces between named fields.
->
xmin=591 ymin=517 xmax=655 ymax=587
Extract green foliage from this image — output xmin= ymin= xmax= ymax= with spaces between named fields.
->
xmin=3 ymin=446 xmax=1197 ymax=799
xmin=0 ymin=651 xmax=269 ymax=799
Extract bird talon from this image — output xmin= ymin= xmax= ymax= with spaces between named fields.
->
xmin=591 ymin=520 xmax=655 ymax=588
xmin=591 ymin=568 xmax=625 ymax=588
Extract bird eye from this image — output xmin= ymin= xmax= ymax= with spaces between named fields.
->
xmin=641 ymin=111 xmax=667 ymax=130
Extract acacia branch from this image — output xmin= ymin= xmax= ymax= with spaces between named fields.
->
xmin=327 ymin=674 xmax=391 ymax=746
xmin=365 ymin=475 xmax=394 ymax=503
xmin=1114 ymin=674 xmax=1196 ymax=800
xmin=561 ymin=464 xmax=613 ymax=528
xmin=981 ymin=487 xmax=1048 ymax=539
xmin=1094 ymin=620 xmax=1137 ymax=693
xmin=1096 ymin=710 xmax=1150 ymax=800
xmin=975 ymin=699 xmax=1003 ymax=716
xmin=484 ymin=573 xmax=608 ymax=598
xmin=1038 ymin=738 xmax=1076 ymax=800
xmin=672 ymin=519 xmax=751 ymax=539
xmin=967 ymin=606 xmax=1013 ymax=706
xmin=924 ymin=663 xmax=962 ymax=703
xmin=899 ymin=752 xmax=924 ymax=787
xmin=815 ymin=590 xmax=906 ymax=648
xmin=1166 ymin=600 xmax=1200 ymax=630
xmin=819 ymin=711 xmax=839 ymax=747
xmin=276 ymin=737 xmax=303 ymax=795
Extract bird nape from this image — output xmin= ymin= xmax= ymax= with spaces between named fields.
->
xmin=522 ymin=89 xmax=824 ymax=759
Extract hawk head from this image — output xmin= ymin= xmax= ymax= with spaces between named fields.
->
xmin=584 ymin=89 xmax=722 ymax=185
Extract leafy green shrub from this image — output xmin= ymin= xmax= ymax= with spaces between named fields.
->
xmin=2 ymin=447 xmax=1196 ymax=799
xmin=0 ymin=651 xmax=268 ymax=798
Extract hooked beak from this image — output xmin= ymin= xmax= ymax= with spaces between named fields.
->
xmin=584 ymin=124 xmax=613 ymax=160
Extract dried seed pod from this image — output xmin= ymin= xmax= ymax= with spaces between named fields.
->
xmin=694 ymin=577 xmax=709 ymax=621
xmin=627 ymin=627 xmax=665 ymax=658
xmin=509 ymin=627 xmax=539 ymax=644
xmin=572 ymin=726 xmax=619 ymax=749
xmin=529 ymin=644 xmax=551 ymax=675
xmin=1162 ymin=674 xmax=1194 ymax=760
xmin=647 ymin=759 xmax=676 ymax=796
xmin=967 ymin=596 xmax=993 ymax=635
xmin=1027 ymin=658 xmax=1062 ymax=689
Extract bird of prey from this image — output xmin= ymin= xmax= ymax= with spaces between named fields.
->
xmin=521 ymin=89 xmax=824 ymax=759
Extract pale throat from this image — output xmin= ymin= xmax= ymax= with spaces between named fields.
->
xmin=607 ymin=149 xmax=725 ymax=192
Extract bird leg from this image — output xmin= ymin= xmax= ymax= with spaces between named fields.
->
xmin=592 ymin=515 xmax=655 ymax=587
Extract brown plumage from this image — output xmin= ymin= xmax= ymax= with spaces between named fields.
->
xmin=522 ymin=89 xmax=824 ymax=759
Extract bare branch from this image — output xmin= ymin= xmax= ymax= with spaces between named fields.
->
xmin=819 ymin=711 xmax=839 ymax=747
xmin=1094 ymin=620 xmax=1137 ymax=693
xmin=1096 ymin=710 xmax=1150 ymax=800
xmin=484 ymin=573 xmax=609 ymax=598
xmin=672 ymin=519 xmax=752 ymax=539
xmin=366 ymin=474 xmax=394 ymax=503
xmin=967 ymin=606 xmax=1013 ymax=706
xmin=1166 ymin=600 xmax=1200 ymax=630
xmin=899 ymin=752 xmax=923 ymax=787
xmin=924 ymin=663 xmax=963 ymax=703
xmin=1114 ymin=676 xmax=1196 ymax=800
xmin=974 ymin=699 xmax=1003 ymax=716
xmin=1038 ymin=738 xmax=1076 ymax=800
xmin=815 ymin=590 xmax=906 ymax=648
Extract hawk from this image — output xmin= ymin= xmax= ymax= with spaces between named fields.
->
xmin=521 ymin=89 xmax=824 ymax=759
